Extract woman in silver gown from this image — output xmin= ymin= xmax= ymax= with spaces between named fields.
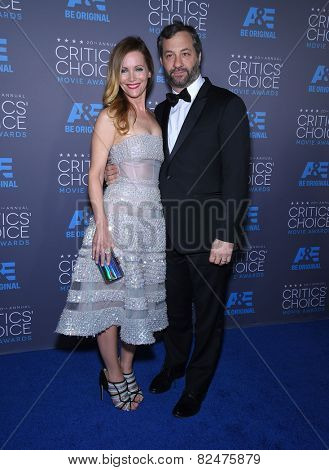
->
xmin=56 ymin=37 xmax=167 ymax=411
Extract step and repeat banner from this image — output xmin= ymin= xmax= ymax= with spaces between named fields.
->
xmin=1 ymin=0 xmax=329 ymax=354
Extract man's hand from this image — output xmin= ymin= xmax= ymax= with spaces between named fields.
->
xmin=209 ymin=239 xmax=234 ymax=265
xmin=105 ymin=163 xmax=119 ymax=185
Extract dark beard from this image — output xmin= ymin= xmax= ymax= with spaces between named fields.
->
xmin=164 ymin=61 xmax=200 ymax=89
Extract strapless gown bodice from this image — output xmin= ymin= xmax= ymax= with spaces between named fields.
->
xmin=108 ymin=134 xmax=163 ymax=184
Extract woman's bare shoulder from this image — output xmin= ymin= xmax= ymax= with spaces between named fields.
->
xmin=97 ymin=107 xmax=114 ymax=124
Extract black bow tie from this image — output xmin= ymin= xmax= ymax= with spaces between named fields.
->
xmin=166 ymin=88 xmax=191 ymax=107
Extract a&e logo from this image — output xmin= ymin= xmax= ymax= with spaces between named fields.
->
xmin=65 ymin=102 xmax=102 ymax=134
xmin=0 ymin=157 xmax=17 ymax=188
xmin=156 ymin=66 xmax=165 ymax=84
xmin=66 ymin=207 xmax=90 ymax=238
xmin=299 ymin=162 xmax=329 ymax=187
xmin=226 ymin=291 xmax=255 ymax=315
xmin=0 ymin=261 xmax=21 ymax=290
xmin=244 ymin=205 xmax=260 ymax=231
xmin=241 ymin=7 xmax=276 ymax=39
xmin=248 ymin=111 xmax=267 ymax=139
xmin=309 ymin=65 xmax=329 ymax=93
xmin=291 ymin=246 xmax=321 ymax=271
xmin=0 ymin=38 xmax=13 ymax=73
xmin=64 ymin=0 xmax=109 ymax=23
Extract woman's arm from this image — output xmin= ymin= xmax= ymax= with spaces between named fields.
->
xmin=88 ymin=108 xmax=116 ymax=264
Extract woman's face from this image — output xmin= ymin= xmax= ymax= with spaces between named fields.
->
xmin=119 ymin=50 xmax=151 ymax=100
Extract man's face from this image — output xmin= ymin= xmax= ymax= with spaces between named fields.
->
xmin=160 ymin=31 xmax=201 ymax=90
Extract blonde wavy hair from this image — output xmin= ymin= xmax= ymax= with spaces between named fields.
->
xmin=103 ymin=36 xmax=154 ymax=135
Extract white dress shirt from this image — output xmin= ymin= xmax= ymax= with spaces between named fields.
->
xmin=167 ymin=74 xmax=205 ymax=153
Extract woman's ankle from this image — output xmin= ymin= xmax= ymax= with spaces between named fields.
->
xmin=120 ymin=361 xmax=133 ymax=375
xmin=105 ymin=368 xmax=124 ymax=383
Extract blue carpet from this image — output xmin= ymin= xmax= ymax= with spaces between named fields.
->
xmin=1 ymin=320 xmax=329 ymax=450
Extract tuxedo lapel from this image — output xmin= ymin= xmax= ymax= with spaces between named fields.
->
xmin=168 ymin=78 xmax=211 ymax=163
xmin=160 ymin=101 xmax=171 ymax=159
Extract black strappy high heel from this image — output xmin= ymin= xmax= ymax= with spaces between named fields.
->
xmin=123 ymin=370 xmax=144 ymax=404
xmin=99 ymin=369 xmax=134 ymax=411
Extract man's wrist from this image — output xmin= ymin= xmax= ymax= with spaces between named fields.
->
xmin=214 ymin=238 xmax=234 ymax=246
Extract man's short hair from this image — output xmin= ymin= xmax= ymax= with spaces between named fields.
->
xmin=157 ymin=21 xmax=203 ymax=58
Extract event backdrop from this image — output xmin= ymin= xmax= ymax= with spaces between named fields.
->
xmin=1 ymin=0 xmax=329 ymax=354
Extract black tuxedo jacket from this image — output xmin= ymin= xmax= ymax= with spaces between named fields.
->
xmin=155 ymin=77 xmax=250 ymax=254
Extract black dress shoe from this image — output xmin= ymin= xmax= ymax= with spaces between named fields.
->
xmin=172 ymin=392 xmax=202 ymax=418
xmin=149 ymin=368 xmax=184 ymax=394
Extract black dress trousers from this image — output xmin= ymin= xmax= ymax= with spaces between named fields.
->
xmin=163 ymin=245 xmax=231 ymax=398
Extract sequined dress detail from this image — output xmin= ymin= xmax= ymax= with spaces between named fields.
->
xmin=56 ymin=134 xmax=168 ymax=344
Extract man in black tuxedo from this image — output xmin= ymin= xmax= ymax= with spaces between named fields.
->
xmin=149 ymin=22 xmax=250 ymax=417
xmin=106 ymin=22 xmax=250 ymax=418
